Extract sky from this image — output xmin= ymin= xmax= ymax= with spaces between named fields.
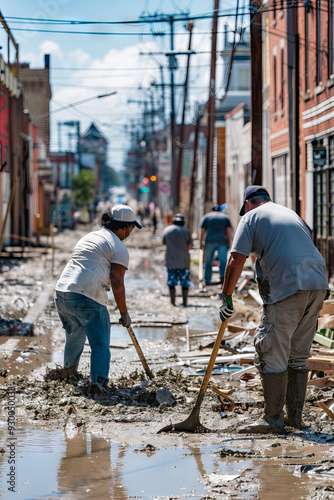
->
xmin=0 ymin=0 xmax=243 ymax=172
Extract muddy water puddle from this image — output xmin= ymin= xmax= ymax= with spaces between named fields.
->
xmin=0 ymin=424 xmax=333 ymax=500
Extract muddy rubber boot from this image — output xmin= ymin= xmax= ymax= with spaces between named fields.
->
xmin=182 ymin=287 xmax=188 ymax=307
xmin=238 ymin=371 xmax=288 ymax=434
xmin=169 ymin=286 xmax=176 ymax=306
xmin=45 ymin=361 xmax=79 ymax=381
xmin=285 ymin=367 xmax=309 ymax=429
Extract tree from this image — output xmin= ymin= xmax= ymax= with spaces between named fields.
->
xmin=102 ymin=165 xmax=121 ymax=190
xmin=71 ymin=170 xmax=96 ymax=207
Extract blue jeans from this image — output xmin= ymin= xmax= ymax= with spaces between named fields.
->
xmin=54 ymin=291 xmax=111 ymax=386
xmin=204 ymin=243 xmax=228 ymax=284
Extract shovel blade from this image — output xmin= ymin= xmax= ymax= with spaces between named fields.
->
xmin=157 ymin=412 xmax=211 ymax=434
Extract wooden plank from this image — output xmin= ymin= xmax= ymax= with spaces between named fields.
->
xmin=230 ymin=365 xmax=257 ymax=380
xmin=307 ymin=377 xmax=334 ymax=388
xmin=237 ymin=278 xmax=249 ymax=293
xmin=317 ymin=401 xmax=334 ymax=420
xmin=307 ymin=358 xmax=334 ymax=371
xmin=190 ymin=353 xmax=255 ymax=365
xmin=313 ymin=333 xmax=334 ymax=349
xmin=319 ymin=300 xmax=334 ymax=316
xmin=226 ymin=323 xmax=248 ymax=333
xmin=248 ymin=289 xmax=263 ymax=306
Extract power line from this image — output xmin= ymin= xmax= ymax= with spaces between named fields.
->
xmin=4 ymin=8 xmax=248 ymax=26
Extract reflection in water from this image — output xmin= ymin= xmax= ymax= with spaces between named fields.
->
xmin=0 ymin=424 xmax=332 ymax=500
xmin=58 ymin=431 xmax=128 ymax=499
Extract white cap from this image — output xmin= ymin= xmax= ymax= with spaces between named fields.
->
xmin=111 ymin=204 xmax=142 ymax=229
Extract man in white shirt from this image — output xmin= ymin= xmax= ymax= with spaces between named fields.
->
xmin=54 ymin=204 xmax=142 ymax=387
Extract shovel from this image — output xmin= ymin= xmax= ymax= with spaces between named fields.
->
xmin=195 ymin=248 xmax=207 ymax=293
xmin=126 ymin=325 xmax=154 ymax=379
xmin=157 ymin=319 xmax=228 ymax=433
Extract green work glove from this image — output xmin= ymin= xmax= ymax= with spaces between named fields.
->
xmin=218 ymin=293 xmax=233 ymax=322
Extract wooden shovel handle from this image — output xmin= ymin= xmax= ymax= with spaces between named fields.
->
xmin=126 ymin=325 xmax=154 ymax=379
xmin=192 ymin=320 xmax=228 ymax=413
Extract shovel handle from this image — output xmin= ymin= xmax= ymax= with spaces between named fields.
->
xmin=198 ymin=249 xmax=204 ymax=283
xmin=192 ymin=320 xmax=228 ymax=413
xmin=126 ymin=325 xmax=154 ymax=379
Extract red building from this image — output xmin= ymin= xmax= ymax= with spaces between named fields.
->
xmin=268 ymin=1 xmax=334 ymax=274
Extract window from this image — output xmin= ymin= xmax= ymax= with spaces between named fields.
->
xmin=329 ymin=0 xmax=333 ymax=77
xmin=273 ymin=0 xmax=276 ymax=20
xmin=272 ymin=154 xmax=292 ymax=208
xmin=281 ymin=47 xmax=284 ymax=110
xmin=316 ymin=0 xmax=321 ymax=82
xmin=238 ymin=68 xmax=249 ymax=90
xmin=273 ymin=53 xmax=277 ymax=112
xmin=305 ymin=3 xmax=310 ymax=90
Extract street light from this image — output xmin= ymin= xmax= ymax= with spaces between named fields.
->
xmin=51 ymin=91 xmax=118 ymax=115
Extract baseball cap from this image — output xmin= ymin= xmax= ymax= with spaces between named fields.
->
xmin=239 ymin=185 xmax=271 ymax=216
xmin=112 ymin=204 xmax=142 ymax=228
xmin=172 ymin=213 xmax=185 ymax=223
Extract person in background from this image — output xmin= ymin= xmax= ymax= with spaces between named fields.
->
xmin=162 ymin=213 xmax=193 ymax=307
xmin=199 ymin=204 xmax=233 ymax=286
xmin=218 ymin=185 xmax=329 ymax=433
xmin=54 ymin=204 xmax=142 ymax=387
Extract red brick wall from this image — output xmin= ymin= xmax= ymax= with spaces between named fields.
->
xmin=269 ymin=8 xmax=289 ymax=155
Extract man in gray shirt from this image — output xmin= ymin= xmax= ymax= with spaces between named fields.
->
xmin=219 ymin=185 xmax=329 ymax=433
xmin=162 ymin=213 xmax=193 ymax=306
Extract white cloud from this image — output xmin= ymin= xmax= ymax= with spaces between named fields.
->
xmin=39 ymin=40 xmax=64 ymax=64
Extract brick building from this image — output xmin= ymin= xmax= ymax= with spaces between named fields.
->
xmin=19 ymin=54 xmax=52 ymax=153
xmin=268 ymin=1 xmax=334 ymax=274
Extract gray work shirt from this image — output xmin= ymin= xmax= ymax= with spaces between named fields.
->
xmin=162 ymin=225 xmax=192 ymax=269
xmin=231 ymin=202 xmax=328 ymax=304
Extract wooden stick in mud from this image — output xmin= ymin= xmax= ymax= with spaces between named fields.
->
xmin=317 ymin=401 xmax=334 ymax=421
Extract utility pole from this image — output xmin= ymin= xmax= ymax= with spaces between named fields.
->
xmin=189 ymin=107 xmax=201 ymax=232
xmin=205 ymin=0 xmax=219 ymax=210
xmin=175 ymin=21 xmax=194 ymax=211
xmin=169 ymin=16 xmax=177 ymax=211
xmin=287 ymin=2 xmax=300 ymax=215
xmin=250 ymin=0 xmax=263 ymax=184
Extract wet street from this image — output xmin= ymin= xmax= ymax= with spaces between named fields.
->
xmin=0 ymin=223 xmax=333 ymax=499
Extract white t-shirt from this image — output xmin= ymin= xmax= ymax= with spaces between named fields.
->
xmin=55 ymin=228 xmax=129 ymax=306
xmin=231 ymin=202 xmax=328 ymax=304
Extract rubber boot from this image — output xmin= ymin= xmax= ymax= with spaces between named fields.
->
xmin=285 ymin=367 xmax=309 ymax=429
xmin=169 ymin=286 xmax=176 ymax=306
xmin=238 ymin=371 xmax=288 ymax=434
xmin=182 ymin=287 xmax=188 ymax=307
xmin=46 ymin=361 xmax=79 ymax=381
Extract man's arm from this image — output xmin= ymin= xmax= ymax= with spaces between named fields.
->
xmin=222 ymin=252 xmax=247 ymax=295
xmin=200 ymin=228 xmax=206 ymax=249
xmin=226 ymin=226 xmax=233 ymax=248
xmin=110 ymin=263 xmax=127 ymax=313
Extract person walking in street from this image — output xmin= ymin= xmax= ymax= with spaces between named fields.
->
xmin=199 ymin=204 xmax=233 ymax=286
xmin=54 ymin=204 xmax=142 ymax=387
xmin=218 ymin=185 xmax=329 ymax=433
xmin=162 ymin=213 xmax=193 ymax=307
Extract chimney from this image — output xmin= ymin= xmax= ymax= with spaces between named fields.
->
xmin=44 ymin=54 xmax=50 ymax=69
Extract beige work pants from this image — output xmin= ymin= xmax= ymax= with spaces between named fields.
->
xmin=254 ymin=289 xmax=327 ymax=373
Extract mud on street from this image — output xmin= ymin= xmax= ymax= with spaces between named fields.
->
xmin=0 ymin=223 xmax=333 ymax=500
